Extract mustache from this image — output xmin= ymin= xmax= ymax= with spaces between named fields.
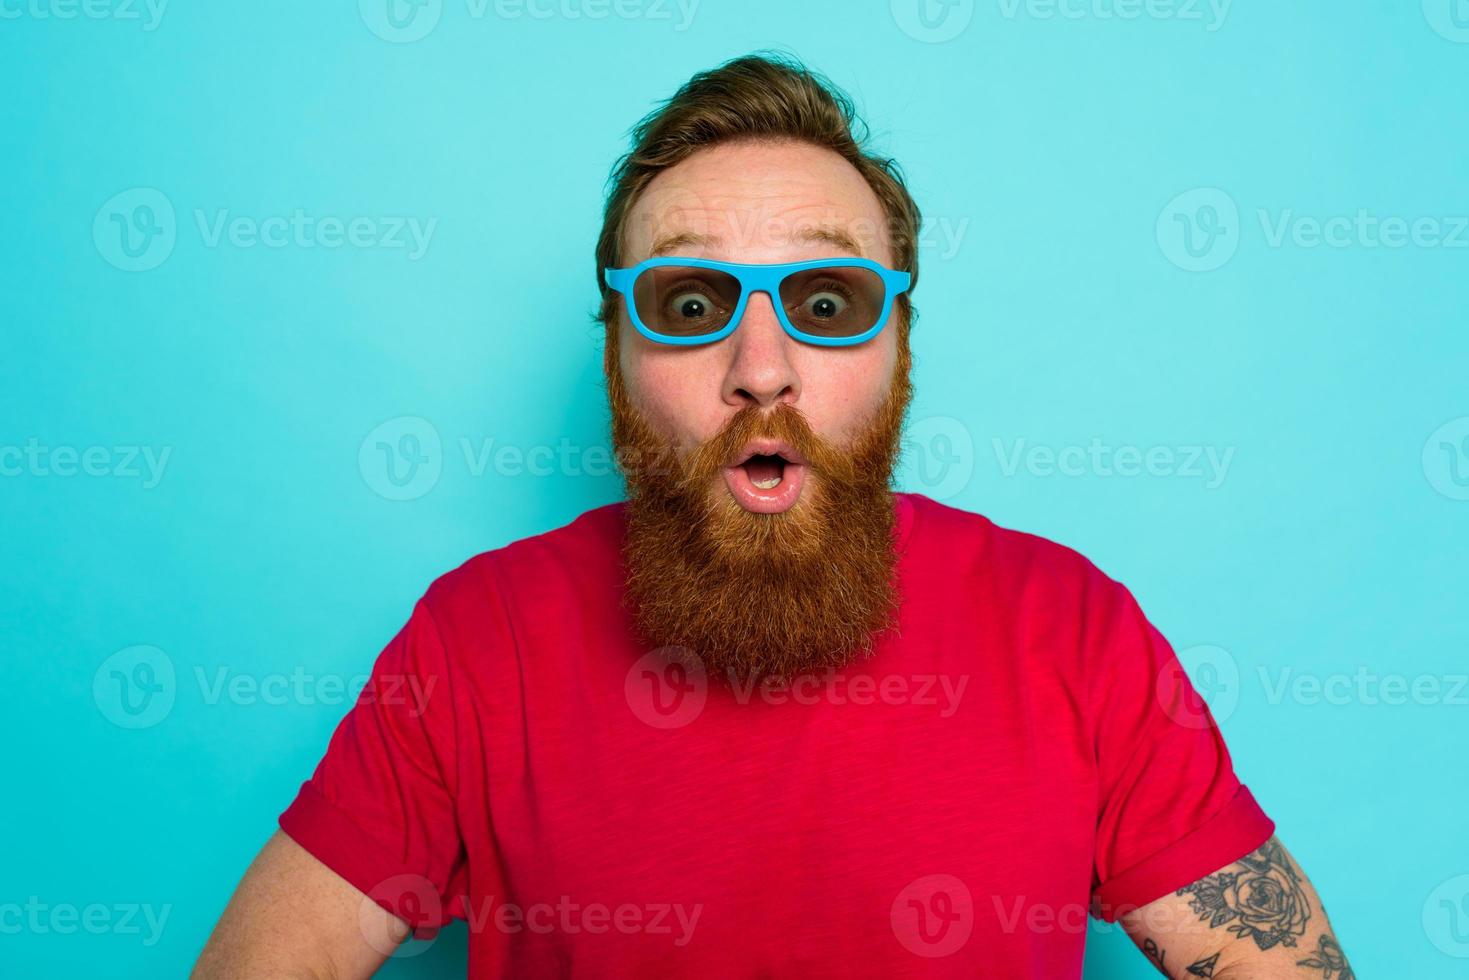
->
xmin=668 ymin=402 xmax=854 ymax=495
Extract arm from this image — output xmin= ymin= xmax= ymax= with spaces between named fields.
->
xmin=196 ymin=595 xmax=467 ymax=977
xmin=1121 ymin=836 xmax=1354 ymax=979
xmin=191 ymin=830 xmax=408 ymax=980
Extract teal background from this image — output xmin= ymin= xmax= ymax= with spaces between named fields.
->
xmin=3 ymin=1 xmax=1467 ymax=976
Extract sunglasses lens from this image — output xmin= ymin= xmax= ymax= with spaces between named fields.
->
xmin=779 ymin=266 xmax=888 ymax=338
xmin=633 ymin=266 xmax=742 ymax=339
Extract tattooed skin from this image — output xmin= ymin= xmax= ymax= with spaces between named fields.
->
xmin=1141 ymin=937 xmax=1166 ymax=972
xmin=1175 ymin=838 xmax=1310 ymax=950
xmin=1185 ymin=951 xmax=1219 ymax=977
xmin=1297 ymin=934 xmax=1355 ymax=979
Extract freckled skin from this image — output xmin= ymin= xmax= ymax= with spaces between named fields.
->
xmin=616 ymin=140 xmax=900 ymax=461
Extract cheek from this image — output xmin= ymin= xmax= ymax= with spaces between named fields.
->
xmin=620 ymin=335 xmax=720 ymax=446
xmin=798 ymin=338 xmax=898 ymax=444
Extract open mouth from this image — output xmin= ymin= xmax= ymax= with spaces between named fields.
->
xmin=741 ymin=452 xmax=787 ymax=490
xmin=723 ymin=441 xmax=808 ymax=514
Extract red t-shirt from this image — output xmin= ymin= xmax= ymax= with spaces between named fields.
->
xmin=280 ymin=492 xmax=1272 ymax=977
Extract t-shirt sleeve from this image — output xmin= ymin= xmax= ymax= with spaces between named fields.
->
xmin=278 ymin=597 xmax=466 ymax=938
xmin=1086 ymin=575 xmax=1274 ymax=921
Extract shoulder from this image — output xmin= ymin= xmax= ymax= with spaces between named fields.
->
xmin=904 ymin=492 xmax=1152 ymax=673
xmin=905 ymin=492 xmax=1125 ymax=603
xmin=906 ymin=496 xmax=1166 ymax=712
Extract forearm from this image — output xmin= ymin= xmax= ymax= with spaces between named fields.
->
xmin=1211 ymin=930 xmax=1353 ymax=980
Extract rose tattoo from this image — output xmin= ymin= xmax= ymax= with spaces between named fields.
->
xmin=1175 ymin=838 xmax=1310 ymax=951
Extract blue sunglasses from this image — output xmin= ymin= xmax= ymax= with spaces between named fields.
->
xmin=604 ymin=256 xmax=912 ymax=347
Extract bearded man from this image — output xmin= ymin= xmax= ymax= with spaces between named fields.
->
xmin=195 ymin=53 xmax=1352 ymax=979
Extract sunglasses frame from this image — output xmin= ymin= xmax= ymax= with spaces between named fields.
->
xmin=604 ymin=256 xmax=912 ymax=348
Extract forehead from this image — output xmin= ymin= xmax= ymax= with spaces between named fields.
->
xmin=621 ymin=139 xmax=894 ymax=265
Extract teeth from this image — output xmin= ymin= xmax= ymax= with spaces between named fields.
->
xmin=752 ymin=476 xmax=782 ymax=490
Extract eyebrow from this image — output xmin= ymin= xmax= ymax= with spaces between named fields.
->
xmin=648 ymin=231 xmax=719 ymax=257
xmin=644 ymin=225 xmax=867 ymax=260
xmin=796 ymin=225 xmax=865 ymax=256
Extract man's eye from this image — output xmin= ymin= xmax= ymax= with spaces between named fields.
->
xmin=670 ymin=291 xmax=717 ymax=319
xmin=803 ymin=291 xmax=848 ymax=318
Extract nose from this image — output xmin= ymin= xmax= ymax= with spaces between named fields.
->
xmin=721 ymin=289 xmax=800 ymax=410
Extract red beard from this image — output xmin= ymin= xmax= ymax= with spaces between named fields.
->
xmin=606 ymin=329 xmax=915 ymax=682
